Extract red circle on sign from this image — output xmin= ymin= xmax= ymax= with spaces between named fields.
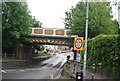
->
xmin=75 ymin=38 xmax=82 ymax=49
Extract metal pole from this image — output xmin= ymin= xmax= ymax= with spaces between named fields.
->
xmin=83 ymin=0 xmax=89 ymax=77
xmin=80 ymin=51 xmax=81 ymax=62
xmin=77 ymin=50 xmax=79 ymax=72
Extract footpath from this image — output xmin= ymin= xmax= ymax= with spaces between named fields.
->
xmin=60 ymin=60 xmax=107 ymax=80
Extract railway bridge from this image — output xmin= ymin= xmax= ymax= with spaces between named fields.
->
xmin=29 ymin=27 xmax=77 ymax=46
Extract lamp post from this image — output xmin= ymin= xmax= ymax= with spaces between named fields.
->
xmin=83 ymin=0 xmax=89 ymax=77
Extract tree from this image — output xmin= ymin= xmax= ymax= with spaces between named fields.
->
xmin=64 ymin=2 xmax=119 ymax=38
xmin=31 ymin=16 xmax=42 ymax=27
xmin=2 ymin=2 xmax=32 ymax=54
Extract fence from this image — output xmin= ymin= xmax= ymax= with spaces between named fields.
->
xmin=2 ymin=53 xmax=30 ymax=59
xmin=2 ymin=44 xmax=33 ymax=59
xmin=2 ymin=53 xmax=16 ymax=59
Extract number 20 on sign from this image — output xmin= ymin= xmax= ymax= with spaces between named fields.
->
xmin=74 ymin=37 xmax=84 ymax=50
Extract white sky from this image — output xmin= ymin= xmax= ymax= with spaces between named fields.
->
xmin=27 ymin=0 xmax=81 ymax=29
xmin=27 ymin=0 xmax=119 ymax=29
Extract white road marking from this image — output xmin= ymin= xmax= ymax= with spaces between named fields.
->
xmin=42 ymin=66 xmax=47 ymax=68
xmin=1 ymin=70 xmax=7 ymax=73
xmin=5 ymin=69 xmax=16 ymax=72
xmin=26 ymin=69 xmax=32 ymax=70
xmin=30 ymin=69 xmax=36 ymax=71
xmin=26 ymin=69 xmax=35 ymax=71
xmin=3 ymin=68 xmax=42 ymax=73
xmin=19 ymin=69 xmax=25 ymax=72
xmin=36 ymin=68 xmax=42 ymax=70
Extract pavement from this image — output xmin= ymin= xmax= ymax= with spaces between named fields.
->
xmin=62 ymin=60 xmax=107 ymax=80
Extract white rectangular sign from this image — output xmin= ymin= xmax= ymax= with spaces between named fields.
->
xmin=76 ymin=53 xmax=81 ymax=62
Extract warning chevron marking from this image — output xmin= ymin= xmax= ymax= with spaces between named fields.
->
xmin=36 ymin=40 xmax=39 ymax=42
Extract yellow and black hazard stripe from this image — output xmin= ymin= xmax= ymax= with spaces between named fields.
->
xmin=39 ymin=40 xmax=43 ymax=42
xmin=43 ymin=40 xmax=47 ymax=43
xmin=32 ymin=39 xmax=35 ymax=42
xmin=62 ymin=41 xmax=66 ymax=44
xmin=31 ymin=39 xmax=68 ymax=45
xmin=51 ymin=40 xmax=54 ymax=43
xmin=54 ymin=41 xmax=58 ymax=44
xmin=36 ymin=39 xmax=39 ymax=42
xmin=58 ymin=41 xmax=62 ymax=44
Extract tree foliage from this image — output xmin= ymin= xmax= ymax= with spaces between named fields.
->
xmin=87 ymin=34 xmax=120 ymax=78
xmin=31 ymin=16 xmax=42 ymax=27
xmin=2 ymin=2 xmax=42 ymax=53
xmin=64 ymin=2 xmax=119 ymax=38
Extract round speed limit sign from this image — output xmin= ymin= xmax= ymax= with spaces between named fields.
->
xmin=75 ymin=39 xmax=82 ymax=49
xmin=74 ymin=37 xmax=84 ymax=50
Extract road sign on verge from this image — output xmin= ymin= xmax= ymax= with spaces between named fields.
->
xmin=74 ymin=37 xmax=84 ymax=50
xmin=76 ymin=53 xmax=81 ymax=62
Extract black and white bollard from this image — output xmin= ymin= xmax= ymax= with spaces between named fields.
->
xmin=76 ymin=72 xmax=83 ymax=81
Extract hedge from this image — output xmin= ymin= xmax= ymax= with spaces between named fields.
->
xmin=87 ymin=34 xmax=120 ymax=78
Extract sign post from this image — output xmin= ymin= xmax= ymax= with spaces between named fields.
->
xmin=74 ymin=37 xmax=84 ymax=81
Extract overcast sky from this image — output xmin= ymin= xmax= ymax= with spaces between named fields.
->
xmin=26 ymin=0 xmax=119 ymax=29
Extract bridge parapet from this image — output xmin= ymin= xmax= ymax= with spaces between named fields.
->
xmin=29 ymin=27 xmax=77 ymax=37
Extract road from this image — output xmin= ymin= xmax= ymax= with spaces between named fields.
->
xmin=2 ymin=52 xmax=74 ymax=80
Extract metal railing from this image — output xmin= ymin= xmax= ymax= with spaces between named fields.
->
xmin=2 ymin=53 xmax=16 ymax=59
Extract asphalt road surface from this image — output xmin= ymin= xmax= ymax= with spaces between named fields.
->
xmin=2 ymin=52 xmax=74 ymax=80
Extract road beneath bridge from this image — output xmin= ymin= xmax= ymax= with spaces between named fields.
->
xmin=2 ymin=52 xmax=74 ymax=80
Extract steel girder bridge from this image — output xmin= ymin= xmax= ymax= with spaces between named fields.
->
xmin=29 ymin=27 xmax=77 ymax=47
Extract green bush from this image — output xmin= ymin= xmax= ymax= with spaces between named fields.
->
xmin=87 ymin=34 xmax=120 ymax=78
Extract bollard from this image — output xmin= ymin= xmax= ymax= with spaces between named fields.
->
xmin=91 ymin=66 xmax=95 ymax=81
xmin=80 ymin=63 xmax=83 ymax=70
xmin=91 ymin=73 xmax=94 ymax=81
xmin=73 ymin=63 xmax=76 ymax=74
xmin=73 ymin=66 xmax=75 ymax=74
xmin=76 ymin=72 xmax=83 ymax=81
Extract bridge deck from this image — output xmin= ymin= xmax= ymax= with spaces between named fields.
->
xmin=29 ymin=35 xmax=74 ymax=46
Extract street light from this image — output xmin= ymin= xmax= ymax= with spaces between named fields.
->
xmin=83 ymin=0 xmax=89 ymax=77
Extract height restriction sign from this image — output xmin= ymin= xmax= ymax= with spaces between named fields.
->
xmin=74 ymin=37 xmax=84 ymax=50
